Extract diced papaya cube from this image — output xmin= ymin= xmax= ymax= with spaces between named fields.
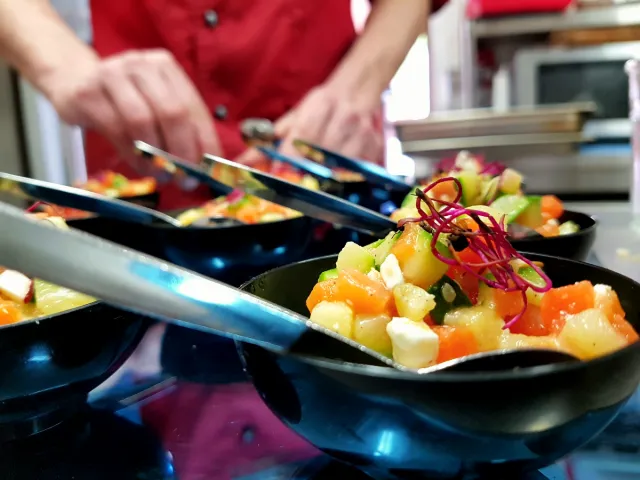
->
xmin=447 ymin=265 xmax=480 ymax=304
xmin=432 ymin=325 xmax=480 ymax=363
xmin=493 ymin=289 xmax=526 ymax=319
xmin=335 ymin=269 xmax=393 ymax=316
xmin=508 ymin=304 xmax=550 ymax=337
xmin=540 ymin=281 xmax=595 ymax=334
xmin=536 ymin=220 xmax=561 ymax=238
xmin=541 ymin=195 xmax=564 ymax=220
xmin=306 ymin=279 xmax=339 ymax=313
xmin=610 ymin=314 xmax=639 ymax=344
xmin=0 ymin=302 xmax=20 ymax=325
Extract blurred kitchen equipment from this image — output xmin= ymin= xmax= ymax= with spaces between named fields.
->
xmin=514 ymin=42 xmax=640 ymax=140
xmin=394 ymin=102 xmax=595 ymax=156
xmin=626 ymin=59 xmax=640 ymax=219
xmin=395 ymin=102 xmax=595 ymax=142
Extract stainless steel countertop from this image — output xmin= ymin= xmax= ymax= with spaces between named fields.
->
xmin=566 ymin=201 xmax=640 ymax=281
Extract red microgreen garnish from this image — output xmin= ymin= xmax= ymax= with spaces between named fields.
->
xmin=398 ymin=177 xmax=552 ymax=329
xmin=25 ymin=201 xmax=44 ymax=213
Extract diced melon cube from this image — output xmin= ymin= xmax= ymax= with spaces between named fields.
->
xmin=558 ymin=308 xmax=627 ymax=360
xmin=386 ymin=317 xmax=439 ymax=369
xmin=337 ymin=242 xmax=375 ymax=274
xmin=309 ymin=301 xmax=354 ymax=338
xmin=444 ymin=306 xmax=505 ymax=351
xmin=354 ymin=314 xmax=392 ymax=356
xmin=499 ymin=168 xmax=523 ymax=194
xmin=393 ymin=283 xmax=436 ymax=322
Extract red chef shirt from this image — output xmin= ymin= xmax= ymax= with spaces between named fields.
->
xmin=87 ymin=0 xmax=447 ymax=210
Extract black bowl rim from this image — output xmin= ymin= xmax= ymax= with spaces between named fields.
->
xmin=509 ymin=210 xmax=597 ymax=244
xmin=0 ymin=299 xmax=102 ymax=332
xmin=239 ymin=252 xmax=640 ymax=383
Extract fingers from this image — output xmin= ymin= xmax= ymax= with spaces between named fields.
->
xmin=125 ymin=50 xmax=200 ymax=163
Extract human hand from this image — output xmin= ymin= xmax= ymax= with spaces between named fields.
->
xmin=40 ymin=49 xmax=221 ymax=176
xmin=274 ymin=84 xmax=384 ymax=165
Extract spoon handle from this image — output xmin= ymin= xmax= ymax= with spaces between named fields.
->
xmin=201 ymin=154 xmax=397 ymax=237
xmin=134 ymin=140 xmax=232 ymax=196
xmin=0 ymin=172 xmax=177 ymax=226
xmin=293 ymin=140 xmax=411 ymax=192
xmin=0 ymin=201 xmax=308 ymax=352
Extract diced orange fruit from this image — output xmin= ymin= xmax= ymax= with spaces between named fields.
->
xmin=610 ymin=314 xmax=639 ymax=344
xmin=540 ymin=281 xmax=595 ymax=334
xmin=493 ymin=289 xmax=526 ymax=319
xmin=536 ymin=220 xmax=560 ymax=238
xmin=433 ymin=325 xmax=480 ymax=363
xmin=508 ymin=304 xmax=550 ymax=336
xmin=541 ymin=195 xmax=564 ymax=220
xmin=447 ymin=265 xmax=479 ymax=304
xmin=428 ymin=179 xmax=458 ymax=202
xmin=389 ymin=223 xmax=420 ymax=266
xmin=594 ymin=287 xmax=638 ymax=343
xmin=306 ymin=279 xmax=339 ymax=312
xmin=0 ymin=302 xmax=20 ymax=325
xmin=335 ymin=269 xmax=393 ymax=316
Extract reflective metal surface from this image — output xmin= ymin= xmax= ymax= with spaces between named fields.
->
xmin=255 ymin=146 xmax=335 ymax=181
xmin=293 ymin=140 xmax=411 ymax=191
xmin=0 ymin=203 xmax=394 ymax=367
xmin=134 ymin=140 xmax=232 ymax=195
xmin=0 ymin=172 xmax=179 ymax=226
xmin=201 ymin=154 xmax=396 ymax=236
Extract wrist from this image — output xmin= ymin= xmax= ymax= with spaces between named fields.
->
xmin=324 ymin=65 xmax=386 ymax=111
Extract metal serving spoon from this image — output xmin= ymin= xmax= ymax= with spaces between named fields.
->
xmin=0 ymin=202 xmax=577 ymax=373
xmin=239 ymin=118 xmax=338 ymax=181
xmin=293 ymin=139 xmax=411 ymax=192
xmin=0 ymin=172 xmax=181 ymax=227
xmin=134 ymin=140 xmax=233 ymax=195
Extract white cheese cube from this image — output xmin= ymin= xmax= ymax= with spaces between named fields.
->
xmin=0 ymin=270 xmax=34 ymax=303
xmin=380 ymin=254 xmax=404 ymax=290
xmin=386 ymin=317 xmax=439 ymax=369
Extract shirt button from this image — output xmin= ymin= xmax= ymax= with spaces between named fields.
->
xmin=214 ymin=105 xmax=228 ymax=120
xmin=203 ymin=10 xmax=218 ymax=28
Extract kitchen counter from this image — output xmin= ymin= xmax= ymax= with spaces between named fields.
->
xmin=565 ymin=201 xmax=640 ymax=282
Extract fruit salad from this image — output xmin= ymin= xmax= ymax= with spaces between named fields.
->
xmin=175 ymin=190 xmax=302 ymax=226
xmin=391 ymin=152 xmax=578 ymax=238
xmin=306 ymin=177 xmax=637 ymax=370
xmin=77 ymin=171 xmax=157 ymax=198
xmin=0 ymin=215 xmax=94 ymax=326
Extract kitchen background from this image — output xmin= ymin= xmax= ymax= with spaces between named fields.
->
xmin=0 ymin=0 xmax=635 ymax=195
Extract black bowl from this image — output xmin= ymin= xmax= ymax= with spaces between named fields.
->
xmin=120 ymin=191 xmax=160 ymax=210
xmin=508 ymin=210 xmax=596 ymax=262
xmin=68 ymin=214 xmax=313 ymax=286
xmin=0 ymin=302 xmax=148 ymax=439
xmin=237 ymin=254 xmax=640 ymax=479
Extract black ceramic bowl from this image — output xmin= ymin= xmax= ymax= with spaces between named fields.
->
xmin=510 ymin=211 xmax=597 ymax=262
xmin=238 ymin=253 xmax=640 ymax=479
xmin=68 ymin=214 xmax=313 ymax=286
xmin=120 ymin=191 xmax=160 ymax=209
xmin=0 ymin=302 xmax=148 ymax=440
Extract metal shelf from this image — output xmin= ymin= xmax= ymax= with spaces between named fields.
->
xmin=471 ymin=3 xmax=640 ymax=39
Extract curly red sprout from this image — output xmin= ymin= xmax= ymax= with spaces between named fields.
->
xmin=401 ymin=177 xmax=553 ymax=329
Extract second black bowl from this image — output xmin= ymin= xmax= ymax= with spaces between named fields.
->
xmin=510 ymin=210 xmax=597 ymax=261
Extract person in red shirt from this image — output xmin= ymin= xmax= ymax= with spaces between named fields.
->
xmin=0 ymin=0 xmax=446 ymax=209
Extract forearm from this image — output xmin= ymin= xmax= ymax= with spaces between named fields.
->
xmin=0 ymin=0 xmax=98 ymax=95
xmin=326 ymin=0 xmax=430 ymax=108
